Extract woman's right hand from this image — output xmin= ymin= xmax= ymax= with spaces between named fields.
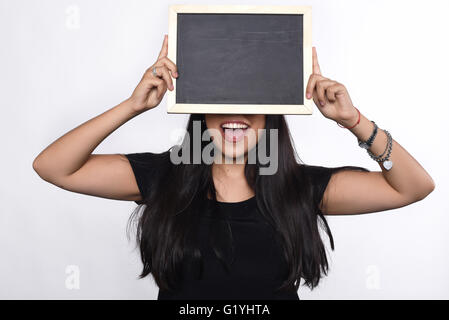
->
xmin=128 ymin=34 xmax=178 ymax=113
xmin=33 ymin=35 xmax=179 ymax=202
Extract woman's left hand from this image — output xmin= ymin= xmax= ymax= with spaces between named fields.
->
xmin=306 ymin=47 xmax=359 ymax=127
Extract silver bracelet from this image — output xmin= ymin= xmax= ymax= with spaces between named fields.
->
xmin=367 ymin=129 xmax=394 ymax=171
xmin=368 ymin=129 xmax=390 ymax=161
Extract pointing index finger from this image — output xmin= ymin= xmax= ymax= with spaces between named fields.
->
xmin=312 ymin=46 xmax=322 ymax=75
xmin=158 ymin=34 xmax=168 ymax=60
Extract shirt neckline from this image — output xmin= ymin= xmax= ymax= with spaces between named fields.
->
xmin=206 ymin=195 xmax=256 ymax=207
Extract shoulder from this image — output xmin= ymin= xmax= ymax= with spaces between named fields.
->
xmin=299 ymin=164 xmax=338 ymax=189
xmin=300 ymin=163 xmax=370 ymax=180
xmin=124 ymin=150 xmax=171 ymax=167
xmin=300 ymin=163 xmax=334 ymax=177
xmin=124 ymin=150 xmax=172 ymax=204
xmin=299 ymin=164 xmax=336 ymax=197
xmin=124 ymin=150 xmax=172 ymax=180
xmin=299 ymin=163 xmax=370 ymax=209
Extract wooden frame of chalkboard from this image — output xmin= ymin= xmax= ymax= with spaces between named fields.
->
xmin=167 ymin=5 xmax=313 ymax=115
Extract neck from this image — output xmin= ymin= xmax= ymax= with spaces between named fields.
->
xmin=211 ymin=155 xmax=254 ymax=202
xmin=212 ymin=152 xmax=248 ymax=177
xmin=212 ymin=161 xmax=246 ymax=179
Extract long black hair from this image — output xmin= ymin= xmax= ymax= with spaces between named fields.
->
xmin=128 ymin=114 xmax=369 ymax=292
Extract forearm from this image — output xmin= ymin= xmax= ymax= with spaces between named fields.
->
xmin=340 ymin=113 xmax=435 ymax=200
xmin=33 ymin=98 xmax=142 ymax=181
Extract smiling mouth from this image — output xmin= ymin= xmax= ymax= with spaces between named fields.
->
xmin=220 ymin=121 xmax=250 ymax=143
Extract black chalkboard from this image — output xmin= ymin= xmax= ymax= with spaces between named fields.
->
xmin=175 ymin=13 xmax=304 ymax=106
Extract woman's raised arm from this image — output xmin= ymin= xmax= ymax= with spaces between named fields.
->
xmin=32 ymin=35 xmax=177 ymax=202
xmin=306 ymin=47 xmax=435 ymax=215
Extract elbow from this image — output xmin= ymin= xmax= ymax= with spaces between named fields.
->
xmin=422 ymin=176 xmax=436 ymax=199
xmin=412 ymin=180 xmax=436 ymax=202
xmin=32 ymin=156 xmax=42 ymax=175
xmin=424 ymin=180 xmax=436 ymax=198
xmin=32 ymin=155 xmax=52 ymax=182
xmin=32 ymin=156 xmax=70 ymax=188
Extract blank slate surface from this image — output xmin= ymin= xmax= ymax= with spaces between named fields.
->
xmin=176 ymin=13 xmax=303 ymax=105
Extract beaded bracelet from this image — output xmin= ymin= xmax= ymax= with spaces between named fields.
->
xmin=336 ymin=106 xmax=394 ymax=171
xmin=367 ymin=129 xmax=394 ymax=171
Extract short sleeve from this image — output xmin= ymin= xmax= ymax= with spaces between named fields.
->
xmin=302 ymin=165 xmax=335 ymax=210
xmin=124 ymin=151 xmax=170 ymax=204
xmin=302 ymin=164 xmax=370 ymax=213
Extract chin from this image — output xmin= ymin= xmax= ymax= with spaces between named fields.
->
xmin=220 ymin=149 xmax=247 ymax=161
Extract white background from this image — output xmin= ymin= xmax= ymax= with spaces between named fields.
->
xmin=1 ymin=0 xmax=448 ymax=299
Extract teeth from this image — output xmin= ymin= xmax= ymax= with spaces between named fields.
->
xmin=221 ymin=123 xmax=248 ymax=129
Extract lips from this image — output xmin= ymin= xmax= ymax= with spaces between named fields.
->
xmin=220 ymin=120 xmax=250 ymax=143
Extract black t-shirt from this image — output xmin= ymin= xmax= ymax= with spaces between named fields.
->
xmin=125 ymin=151 xmax=338 ymax=300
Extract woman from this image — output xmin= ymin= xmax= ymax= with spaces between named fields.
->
xmin=33 ymin=35 xmax=435 ymax=300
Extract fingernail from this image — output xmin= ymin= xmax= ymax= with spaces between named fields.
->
xmin=170 ymin=85 xmax=174 ymax=90
xmin=306 ymin=93 xmax=311 ymax=99
xmin=174 ymin=72 xmax=178 ymax=77
xmin=320 ymin=101 xmax=325 ymax=106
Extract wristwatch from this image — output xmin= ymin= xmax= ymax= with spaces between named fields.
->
xmin=358 ymin=121 xmax=378 ymax=149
